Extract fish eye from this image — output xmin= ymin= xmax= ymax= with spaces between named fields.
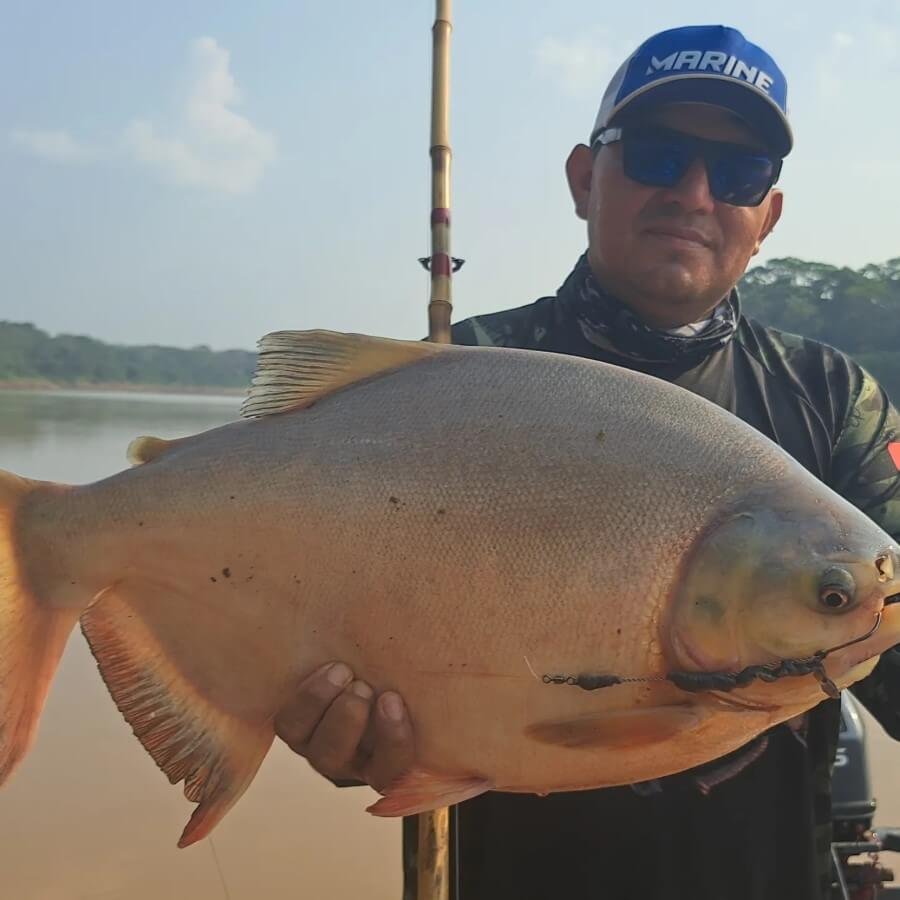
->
xmin=818 ymin=567 xmax=856 ymax=613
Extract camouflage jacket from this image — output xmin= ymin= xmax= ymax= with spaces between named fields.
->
xmin=402 ymin=256 xmax=900 ymax=900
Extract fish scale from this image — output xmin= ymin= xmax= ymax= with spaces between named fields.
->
xmin=0 ymin=329 xmax=898 ymax=845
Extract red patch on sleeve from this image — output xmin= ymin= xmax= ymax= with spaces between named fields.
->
xmin=888 ymin=442 xmax=900 ymax=470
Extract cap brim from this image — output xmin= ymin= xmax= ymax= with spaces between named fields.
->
xmin=600 ymin=76 xmax=793 ymax=157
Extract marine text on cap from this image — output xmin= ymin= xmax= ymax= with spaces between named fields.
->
xmin=646 ymin=51 xmax=775 ymax=93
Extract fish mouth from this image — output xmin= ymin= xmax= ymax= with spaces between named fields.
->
xmin=876 ymin=552 xmax=896 ymax=583
xmin=825 ymin=602 xmax=900 ymax=683
xmin=675 ymin=599 xmax=898 ymax=707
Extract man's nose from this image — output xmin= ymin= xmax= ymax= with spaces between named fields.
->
xmin=660 ymin=157 xmax=716 ymax=213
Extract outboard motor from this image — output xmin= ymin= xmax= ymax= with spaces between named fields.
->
xmin=833 ymin=690 xmax=877 ymax=839
xmin=830 ymin=692 xmax=900 ymax=898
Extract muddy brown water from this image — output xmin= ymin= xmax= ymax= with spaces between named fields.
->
xmin=0 ymin=390 xmax=896 ymax=898
xmin=0 ymin=391 xmax=400 ymax=899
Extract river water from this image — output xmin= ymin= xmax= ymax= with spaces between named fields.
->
xmin=0 ymin=390 xmax=400 ymax=900
xmin=0 ymin=389 xmax=896 ymax=899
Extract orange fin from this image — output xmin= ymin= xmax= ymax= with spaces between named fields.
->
xmin=0 ymin=470 xmax=80 ymax=785
xmin=240 ymin=330 xmax=440 ymax=419
xmin=366 ymin=768 xmax=492 ymax=817
xmin=126 ymin=435 xmax=180 ymax=466
xmin=80 ymin=587 xmax=274 ymax=847
xmin=526 ymin=704 xmax=705 ymax=750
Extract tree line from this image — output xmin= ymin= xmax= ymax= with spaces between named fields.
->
xmin=1 ymin=255 xmax=899 ymax=395
xmin=0 ymin=322 xmax=255 ymax=390
xmin=739 ymin=257 xmax=900 ymax=400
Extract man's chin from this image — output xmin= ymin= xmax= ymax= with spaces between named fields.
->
xmin=626 ymin=264 xmax=718 ymax=326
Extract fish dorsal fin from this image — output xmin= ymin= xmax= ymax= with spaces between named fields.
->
xmin=127 ymin=435 xmax=177 ymax=466
xmin=240 ymin=330 xmax=439 ymax=419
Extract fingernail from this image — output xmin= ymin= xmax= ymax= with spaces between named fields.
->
xmin=351 ymin=680 xmax=374 ymax=700
xmin=327 ymin=663 xmax=353 ymax=687
xmin=379 ymin=692 xmax=405 ymax=722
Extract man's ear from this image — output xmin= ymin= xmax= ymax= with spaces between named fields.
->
xmin=752 ymin=188 xmax=784 ymax=256
xmin=565 ymin=144 xmax=593 ymax=221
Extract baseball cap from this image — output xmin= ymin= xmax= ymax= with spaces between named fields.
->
xmin=590 ymin=26 xmax=792 ymax=157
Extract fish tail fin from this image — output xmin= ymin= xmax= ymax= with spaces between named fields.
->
xmin=81 ymin=585 xmax=274 ymax=847
xmin=0 ymin=470 xmax=81 ymax=785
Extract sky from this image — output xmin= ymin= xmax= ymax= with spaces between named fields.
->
xmin=1 ymin=1 xmax=898 ymax=351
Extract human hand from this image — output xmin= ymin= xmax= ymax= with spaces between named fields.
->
xmin=274 ymin=661 xmax=415 ymax=792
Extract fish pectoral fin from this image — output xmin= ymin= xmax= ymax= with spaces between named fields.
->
xmin=526 ymin=704 xmax=706 ymax=750
xmin=80 ymin=587 xmax=274 ymax=848
xmin=366 ymin=769 xmax=492 ymax=817
xmin=241 ymin=330 xmax=441 ymax=418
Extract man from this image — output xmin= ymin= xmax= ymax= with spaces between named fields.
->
xmin=274 ymin=25 xmax=900 ymax=900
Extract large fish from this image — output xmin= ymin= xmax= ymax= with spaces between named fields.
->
xmin=1 ymin=331 xmax=899 ymax=848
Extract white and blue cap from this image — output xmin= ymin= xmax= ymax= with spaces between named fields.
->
xmin=591 ymin=25 xmax=792 ymax=157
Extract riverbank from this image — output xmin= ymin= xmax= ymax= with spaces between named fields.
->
xmin=0 ymin=379 xmax=245 ymax=397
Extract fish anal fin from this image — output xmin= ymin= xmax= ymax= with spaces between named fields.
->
xmin=526 ymin=704 xmax=705 ymax=750
xmin=126 ymin=435 xmax=180 ymax=466
xmin=80 ymin=589 xmax=274 ymax=847
xmin=366 ymin=768 xmax=492 ymax=817
xmin=0 ymin=471 xmax=80 ymax=784
xmin=240 ymin=330 xmax=440 ymax=419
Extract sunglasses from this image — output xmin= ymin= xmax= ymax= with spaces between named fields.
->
xmin=592 ymin=125 xmax=783 ymax=208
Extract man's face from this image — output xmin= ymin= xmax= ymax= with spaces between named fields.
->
xmin=566 ymin=103 xmax=784 ymax=328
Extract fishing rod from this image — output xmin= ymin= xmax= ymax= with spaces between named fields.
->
xmin=419 ymin=0 xmax=464 ymax=344
xmin=412 ymin=2 xmax=461 ymax=898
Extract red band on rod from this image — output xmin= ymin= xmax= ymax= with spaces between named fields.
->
xmin=431 ymin=208 xmax=451 ymax=226
xmin=430 ymin=253 xmax=452 ymax=276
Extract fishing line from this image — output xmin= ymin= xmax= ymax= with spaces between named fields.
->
xmin=541 ymin=611 xmax=883 ymax=701
xmin=208 ymin=835 xmax=233 ymax=900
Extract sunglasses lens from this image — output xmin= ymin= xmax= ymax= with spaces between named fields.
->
xmin=708 ymin=154 xmax=776 ymax=206
xmin=623 ymin=136 xmax=691 ymax=188
xmin=619 ymin=129 xmax=777 ymax=207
